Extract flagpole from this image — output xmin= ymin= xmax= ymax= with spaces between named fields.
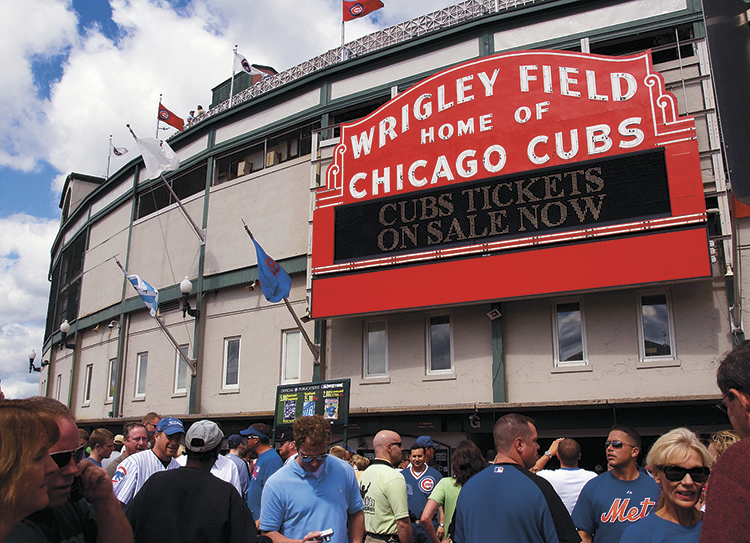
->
xmin=283 ymin=298 xmax=320 ymax=363
xmin=107 ymin=135 xmax=113 ymax=179
xmin=156 ymin=94 xmax=162 ymax=138
xmin=341 ymin=20 xmax=346 ymax=62
xmin=159 ymin=173 xmax=206 ymax=244
xmin=229 ymin=45 xmax=237 ymax=107
xmin=153 ymin=315 xmax=197 ymax=377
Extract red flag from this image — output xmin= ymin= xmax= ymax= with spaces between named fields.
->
xmin=158 ymin=104 xmax=184 ymax=131
xmin=343 ymin=0 xmax=384 ymax=22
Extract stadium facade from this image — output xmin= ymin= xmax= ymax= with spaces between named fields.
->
xmin=39 ymin=0 xmax=747 ymax=463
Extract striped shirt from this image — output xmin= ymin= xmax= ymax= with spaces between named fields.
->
xmin=112 ymin=449 xmax=180 ymax=506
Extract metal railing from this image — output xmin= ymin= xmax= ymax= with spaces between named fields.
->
xmin=193 ymin=0 xmax=545 ymax=125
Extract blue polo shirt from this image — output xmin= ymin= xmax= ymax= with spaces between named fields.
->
xmin=260 ymin=455 xmax=363 ymax=543
xmin=247 ymin=448 xmax=283 ymax=520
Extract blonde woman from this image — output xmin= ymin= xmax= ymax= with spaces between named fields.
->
xmin=619 ymin=428 xmax=713 ymax=543
xmin=0 ymin=399 xmax=60 ymax=542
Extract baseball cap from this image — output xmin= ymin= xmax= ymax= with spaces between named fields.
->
xmin=415 ymin=435 xmax=435 ymax=448
xmin=240 ymin=422 xmax=270 ymax=438
xmin=227 ymin=434 xmax=244 ymax=448
xmin=186 ymin=420 xmax=223 ymax=453
xmin=114 ymin=434 xmax=124 ymax=445
xmin=155 ymin=417 xmax=185 ymax=436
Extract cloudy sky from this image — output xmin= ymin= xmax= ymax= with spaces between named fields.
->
xmin=0 ymin=0 xmax=463 ymax=399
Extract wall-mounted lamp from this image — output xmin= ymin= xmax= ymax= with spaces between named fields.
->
xmin=180 ymin=276 xmax=200 ymax=318
xmin=28 ymin=349 xmax=49 ymax=373
xmin=245 ymin=280 xmax=257 ymax=292
xmin=59 ymin=320 xmax=76 ymax=350
xmin=108 ymin=320 xmax=119 ymax=330
xmin=300 ymin=308 xmax=312 ymax=323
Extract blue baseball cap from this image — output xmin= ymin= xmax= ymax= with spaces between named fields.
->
xmin=155 ymin=417 xmax=185 ymax=436
xmin=240 ymin=422 xmax=270 ymax=438
xmin=415 ymin=435 xmax=435 ymax=448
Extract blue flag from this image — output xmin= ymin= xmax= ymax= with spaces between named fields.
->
xmin=251 ymin=237 xmax=292 ymax=303
xmin=116 ymin=260 xmax=159 ymax=317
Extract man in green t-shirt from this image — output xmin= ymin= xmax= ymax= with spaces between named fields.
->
xmin=359 ymin=430 xmax=412 ymax=543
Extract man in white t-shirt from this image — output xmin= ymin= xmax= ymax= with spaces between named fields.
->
xmin=534 ymin=437 xmax=597 ymax=514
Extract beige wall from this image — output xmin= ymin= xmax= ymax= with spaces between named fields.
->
xmin=328 ymin=305 xmax=494 ymax=409
xmin=79 ymin=202 xmax=132 ymax=316
xmin=204 ymin=158 xmax=311 ymax=275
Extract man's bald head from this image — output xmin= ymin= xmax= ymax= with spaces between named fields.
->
xmin=373 ymin=430 xmax=402 ymax=465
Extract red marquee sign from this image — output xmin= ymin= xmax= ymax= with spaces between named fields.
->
xmin=311 ymin=50 xmax=709 ymax=318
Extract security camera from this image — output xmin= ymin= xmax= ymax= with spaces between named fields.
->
xmin=487 ymin=309 xmax=502 ymax=320
xmin=108 ymin=321 xmax=117 ymax=329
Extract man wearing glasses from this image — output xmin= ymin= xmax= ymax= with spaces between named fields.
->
xmin=6 ymin=397 xmax=132 ymax=543
xmin=572 ymin=426 xmax=658 ymax=543
xmin=141 ymin=412 xmax=160 ymax=449
xmin=359 ymin=430 xmax=412 ymax=543
xmin=260 ymin=415 xmax=364 ymax=542
xmin=700 ymin=342 xmax=750 ymax=542
xmin=242 ymin=422 xmax=283 ymax=523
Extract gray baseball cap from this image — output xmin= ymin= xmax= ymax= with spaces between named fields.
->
xmin=186 ymin=420 xmax=224 ymax=453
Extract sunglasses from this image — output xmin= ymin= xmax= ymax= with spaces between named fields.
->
xmin=604 ymin=441 xmax=634 ymax=449
xmin=50 ymin=444 xmax=86 ymax=468
xmin=716 ymin=392 xmax=734 ymax=415
xmin=659 ymin=465 xmax=710 ymax=483
xmin=299 ymin=453 xmax=328 ymax=462
xmin=388 ymin=442 xmax=402 ymax=448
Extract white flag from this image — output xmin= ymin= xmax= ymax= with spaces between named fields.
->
xmin=135 ymin=137 xmax=180 ymax=180
xmin=234 ymin=52 xmax=264 ymax=76
xmin=112 ymin=144 xmax=128 ymax=157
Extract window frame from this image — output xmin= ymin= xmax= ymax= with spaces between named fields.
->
xmin=82 ymin=364 xmax=93 ymax=406
xmin=425 ymin=312 xmax=454 ymax=375
xmin=135 ymin=352 xmax=148 ymax=399
xmin=174 ymin=344 xmax=189 ymax=396
xmin=55 ymin=374 xmax=62 ymax=402
xmin=552 ymin=298 xmax=589 ymax=368
xmin=281 ymin=330 xmax=302 ymax=384
xmin=636 ymin=290 xmax=678 ymax=367
xmin=364 ymin=320 xmax=389 ymax=378
xmin=222 ymin=337 xmax=241 ymax=390
xmin=106 ymin=358 xmax=117 ymax=403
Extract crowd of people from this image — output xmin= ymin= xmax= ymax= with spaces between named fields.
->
xmin=2 ymin=341 xmax=750 ymax=543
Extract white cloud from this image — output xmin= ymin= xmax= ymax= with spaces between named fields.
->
xmin=0 ymin=214 xmax=58 ymax=399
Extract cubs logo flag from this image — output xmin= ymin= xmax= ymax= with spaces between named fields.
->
xmin=250 ymin=237 xmax=292 ymax=303
xmin=343 ymin=0 xmax=384 ymax=22
xmin=157 ymin=103 xmax=184 ymax=131
xmin=115 ymin=260 xmax=159 ymax=317
xmin=234 ymin=52 xmax=263 ymax=76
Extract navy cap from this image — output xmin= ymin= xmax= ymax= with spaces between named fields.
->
xmin=227 ymin=434 xmax=243 ymax=448
xmin=155 ymin=417 xmax=185 ymax=436
xmin=276 ymin=431 xmax=293 ymax=443
xmin=415 ymin=435 xmax=435 ymax=448
xmin=240 ymin=423 xmax=270 ymax=438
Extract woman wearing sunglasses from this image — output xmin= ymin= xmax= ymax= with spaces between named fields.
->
xmin=619 ymin=428 xmax=714 ymax=542
xmin=0 ymin=399 xmax=60 ymax=542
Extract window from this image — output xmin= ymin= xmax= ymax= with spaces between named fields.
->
xmin=553 ymin=300 xmax=588 ymax=366
xmin=83 ymin=364 xmax=93 ymax=405
xmin=135 ymin=353 xmax=148 ymax=398
xmin=174 ymin=344 xmax=189 ymax=395
xmin=364 ymin=321 xmax=388 ymax=377
xmin=638 ymin=292 xmax=675 ymax=360
xmin=427 ymin=314 xmax=453 ymax=373
xmin=137 ymin=163 xmax=207 ymax=219
xmin=223 ymin=337 xmax=240 ymax=389
xmin=107 ymin=358 xmax=117 ymax=403
xmin=282 ymin=330 xmax=301 ymax=384
xmin=45 ymin=233 xmax=87 ymax=340
xmin=55 ymin=374 xmax=62 ymax=401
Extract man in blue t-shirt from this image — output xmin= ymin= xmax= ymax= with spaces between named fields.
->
xmin=242 ymin=422 xmax=283 ymax=524
xmin=401 ymin=444 xmax=443 ymax=543
xmin=453 ymin=413 xmax=580 ymax=543
xmin=571 ymin=426 xmax=658 ymax=543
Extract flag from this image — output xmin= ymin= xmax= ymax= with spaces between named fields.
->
xmin=158 ymin=104 xmax=184 ymax=131
xmin=250 ymin=237 xmax=292 ymax=303
xmin=343 ymin=0 xmax=384 ymax=21
xmin=134 ymin=136 xmax=180 ymax=180
xmin=116 ymin=260 xmax=159 ymax=317
xmin=234 ymin=53 xmax=274 ymax=78
xmin=111 ymin=143 xmax=128 ymax=157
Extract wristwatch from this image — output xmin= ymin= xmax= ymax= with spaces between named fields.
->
xmin=544 ymin=450 xmax=552 ymax=457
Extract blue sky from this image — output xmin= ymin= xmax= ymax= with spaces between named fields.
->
xmin=0 ymin=0 xmax=459 ymax=399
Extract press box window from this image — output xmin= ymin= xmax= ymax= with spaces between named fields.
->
xmin=364 ymin=321 xmax=388 ymax=377
xmin=427 ymin=314 xmax=453 ymax=373
xmin=638 ymin=292 xmax=675 ymax=360
xmin=553 ymin=300 xmax=587 ymax=366
xmin=223 ymin=337 xmax=240 ymax=389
